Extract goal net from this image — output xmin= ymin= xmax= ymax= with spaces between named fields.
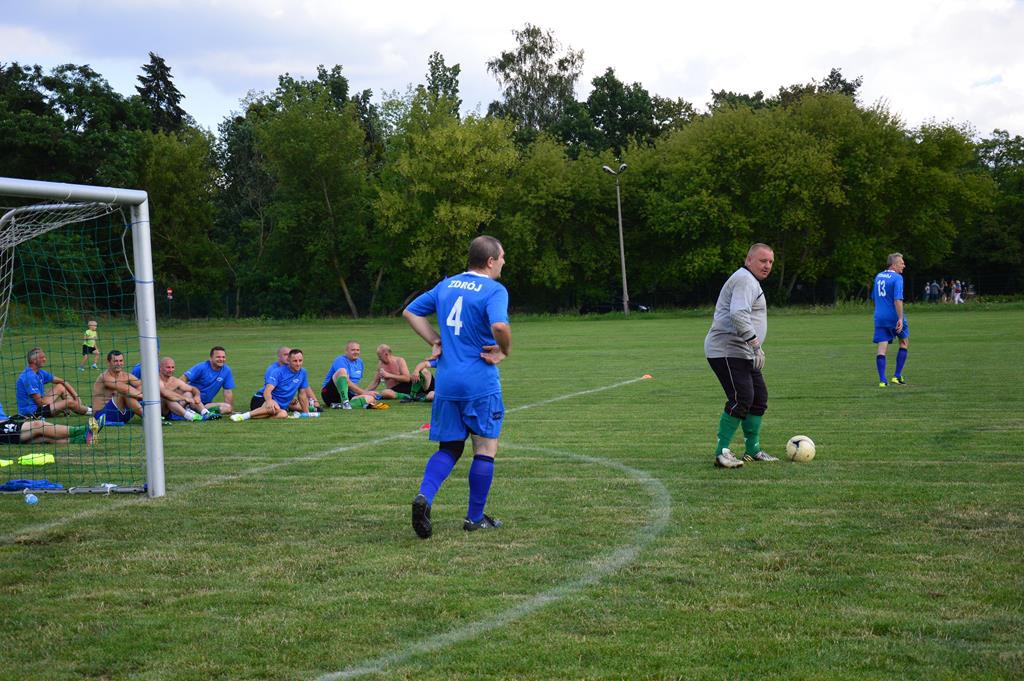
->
xmin=0 ymin=178 xmax=164 ymax=496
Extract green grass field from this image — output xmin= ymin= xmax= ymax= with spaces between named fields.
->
xmin=2 ymin=304 xmax=1023 ymax=680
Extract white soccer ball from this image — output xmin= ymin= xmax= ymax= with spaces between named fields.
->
xmin=786 ymin=435 xmax=816 ymax=462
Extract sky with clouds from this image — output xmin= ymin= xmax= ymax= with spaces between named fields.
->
xmin=3 ymin=0 xmax=1021 ymax=137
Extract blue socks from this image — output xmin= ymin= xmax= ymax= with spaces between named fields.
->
xmin=418 ymin=450 xmax=457 ymax=504
xmin=876 ymin=355 xmax=887 ymax=383
xmin=895 ymin=347 xmax=908 ymax=378
xmin=467 ymin=455 xmax=495 ymax=523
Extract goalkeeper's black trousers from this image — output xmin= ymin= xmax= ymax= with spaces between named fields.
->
xmin=707 ymin=356 xmax=767 ymax=420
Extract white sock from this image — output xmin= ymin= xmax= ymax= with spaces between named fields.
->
xmin=86 ymin=407 xmax=92 ymax=415
xmin=201 ymin=408 xmax=210 ymax=415
xmin=242 ymin=412 xmax=251 ymax=420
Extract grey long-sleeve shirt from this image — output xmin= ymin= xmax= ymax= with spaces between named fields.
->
xmin=704 ymin=266 xmax=767 ymax=359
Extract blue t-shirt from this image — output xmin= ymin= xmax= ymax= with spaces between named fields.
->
xmin=16 ymin=367 xmax=54 ymax=415
xmin=872 ymin=270 xmax=904 ymax=326
xmin=321 ymin=356 xmax=363 ymax=390
xmin=0 ymin=400 xmax=10 ymax=420
xmin=183 ymin=360 xmax=236 ymax=403
xmin=406 ymin=271 xmax=509 ymax=400
xmin=254 ymin=361 xmax=285 ymax=397
xmin=267 ymin=365 xmax=309 ymax=408
xmin=131 ymin=363 xmax=143 ymax=380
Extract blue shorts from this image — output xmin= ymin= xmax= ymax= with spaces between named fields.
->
xmin=429 ymin=394 xmax=505 ymax=442
xmin=873 ymin=319 xmax=910 ymax=343
xmin=97 ymin=399 xmax=133 ymax=424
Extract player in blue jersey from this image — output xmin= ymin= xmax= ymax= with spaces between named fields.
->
xmin=249 ymin=346 xmax=291 ymax=411
xmin=404 ymin=235 xmax=511 ymax=538
xmin=15 ymin=347 xmax=91 ymax=417
xmin=319 ymin=341 xmax=386 ymax=409
xmin=872 ymin=253 xmax=909 ymax=387
xmin=183 ymin=346 xmax=236 ymax=414
xmin=231 ymin=349 xmax=315 ymax=420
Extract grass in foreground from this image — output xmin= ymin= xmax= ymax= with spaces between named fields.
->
xmin=1 ymin=306 xmax=1023 ymax=680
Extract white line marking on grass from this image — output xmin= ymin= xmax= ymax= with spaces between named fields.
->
xmin=314 ymin=443 xmax=672 ymax=681
xmin=1 ymin=376 xmax=650 ymax=546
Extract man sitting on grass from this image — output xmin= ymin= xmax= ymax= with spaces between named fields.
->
xmin=1 ymin=400 xmax=101 ymax=445
xmin=320 ymin=341 xmax=388 ymax=410
xmin=231 ymin=349 xmax=317 ymax=421
xmin=158 ymin=357 xmax=211 ymax=421
xmin=92 ymin=350 xmax=144 ymax=425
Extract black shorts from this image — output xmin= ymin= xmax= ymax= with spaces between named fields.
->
xmin=250 ymin=395 xmax=266 ymax=410
xmin=321 ymin=381 xmax=341 ymax=406
xmin=390 ymin=381 xmax=413 ymax=395
xmin=82 ymin=345 xmax=98 ymax=356
xmin=1 ymin=419 xmax=25 ymax=444
xmin=30 ymin=405 xmax=53 ymax=419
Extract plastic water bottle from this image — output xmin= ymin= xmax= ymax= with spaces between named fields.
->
xmin=308 ymin=399 xmax=316 ymax=413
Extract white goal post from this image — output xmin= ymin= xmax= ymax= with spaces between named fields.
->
xmin=0 ymin=176 xmax=165 ymax=498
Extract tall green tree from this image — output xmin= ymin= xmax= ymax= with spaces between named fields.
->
xmin=257 ymin=71 xmax=370 ymax=317
xmin=486 ymin=23 xmax=583 ymax=146
xmin=135 ymin=128 xmax=220 ymax=312
xmin=135 ymin=52 xmax=189 ymax=133
xmin=494 ymin=136 xmax=615 ymax=309
xmin=586 ymin=67 xmax=659 ymax=156
xmin=376 ymin=90 xmax=517 ymax=305
xmin=425 ymin=51 xmax=461 ymax=118
xmin=213 ymin=96 xmax=279 ymax=316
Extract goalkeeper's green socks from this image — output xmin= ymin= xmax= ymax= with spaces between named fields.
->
xmin=742 ymin=414 xmax=763 ymax=455
xmin=716 ymin=412 xmax=743 ymax=455
xmin=207 ymin=405 xmax=221 ymax=414
xmin=349 ymin=396 xmax=368 ymax=409
xmin=394 ymin=392 xmax=411 ymax=400
xmin=335 ymin=376 xmax=349 ymax=399
xmin=69 ymin=425 xmax=88 ymax=443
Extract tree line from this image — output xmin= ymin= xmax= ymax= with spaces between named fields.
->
xmin=2 ymin=24 xmax=1022 ymax=317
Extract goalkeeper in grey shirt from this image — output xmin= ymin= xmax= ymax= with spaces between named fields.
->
xmin=704 ymin=243 xmax=779 ymax=468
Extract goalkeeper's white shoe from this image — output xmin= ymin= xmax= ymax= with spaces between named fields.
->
xmin=714 ymin=448 xmax=744 ymax=468
xmin=743 ymin=451 xmax=779 ymax=462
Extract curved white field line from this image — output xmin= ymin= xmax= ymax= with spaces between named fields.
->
xmin=314 ymin=443 xmax=672 ymax=681
xmin=2 ymin=377 xmax=648 ymax=545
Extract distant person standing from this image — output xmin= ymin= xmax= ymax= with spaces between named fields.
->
xmin=404 ymin=235 xmax=511 ymax=537
xmin=953 ymin=279 xmax=964 ymax=304
xmin=704 ymin=243 xmax=779 ymax=469
xmin=78 ymin=320 xmax=100 ymax=371
xmin=872 ymin=253 xmax=909 ymax=387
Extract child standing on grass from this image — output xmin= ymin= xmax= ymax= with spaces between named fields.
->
xmin=78 ymin=320 xmax=100 ymax=371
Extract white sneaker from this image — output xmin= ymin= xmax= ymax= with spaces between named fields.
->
xmin=743 ymin=451 xmax=779 ymax=462
xmin=341 ymin=401 xmax=352 ymax=410
xmin=714 ymin=448 xmax=744 ymax=468
xmin=229 ymin=413 xmax=244 ymax=422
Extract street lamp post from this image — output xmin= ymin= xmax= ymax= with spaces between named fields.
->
xmin=602 ymin=163 xmax=630 ymax=316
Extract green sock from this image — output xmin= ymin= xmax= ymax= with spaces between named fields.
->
xmin=409 ymin=380 xmax=422 ymax=395
xmin=742 ymin=414 xmax=763 ymax=455
xmin=394 ymin=392 xmax=411 ymax=400
xmin=207 ymin=405 xmax=221 ymax=414
xmin=350 ymin=396 xmax=367 ymax=408
xmin=335 ymin=377 xmax=348 ymax=398
xmin=69 ymin=425 xmax=88 ymax=444
xmin=716 ymin=412 xmax=743 ymax=455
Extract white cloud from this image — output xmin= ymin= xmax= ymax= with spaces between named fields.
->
xmin=2 ymin=0 xmax=1021 ymax=135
